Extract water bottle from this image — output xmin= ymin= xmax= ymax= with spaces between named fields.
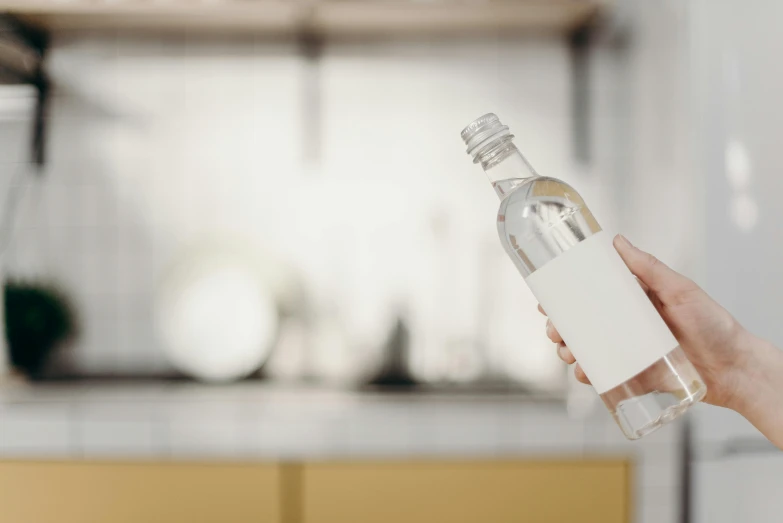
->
xmin=460 ymin=113 xmax=706 ymax=439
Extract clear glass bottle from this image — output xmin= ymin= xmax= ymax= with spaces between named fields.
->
xmin=461 ymin=113 xmax=707 ymax=439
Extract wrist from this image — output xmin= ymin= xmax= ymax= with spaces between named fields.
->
xmin=724 ymin=329 xmax=776 ymax=414
xmin=723 ymin=329 xmax=783 ymax=449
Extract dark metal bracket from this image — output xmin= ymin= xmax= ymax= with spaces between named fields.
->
xmin=0 ymin=13 xmax=49 ymax=167
xmin=568 ymin=10 xmax=633 ymax=168
xmin=298 ymin=29 xmax=324 ymax=172
xmin=568 ymin=21 xmax=594 ymax=165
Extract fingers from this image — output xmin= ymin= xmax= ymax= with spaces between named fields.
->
xmin=613 ymin=234 xmax=695 ymax=298
xmin=545 ymin=319 xmax=563 ymax=344
xmin=557 ymin=343 xmax=575 ymax=364
xmin=574 ymin=364 xmax=591 ymax=385
xmin=540 ymin=306 xmax=589 ymax=386
xmin=554 ymin=342 xmax=589 ymax=384
xmin=546 ymin=323 xmax=589 ymax=384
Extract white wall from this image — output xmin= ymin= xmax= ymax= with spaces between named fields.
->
xmin=599 ymin=0 xmax=698 ymax=275
xmin=686 ymin=1 xmax=783 ymax=522
xmin=690 ymin=0 xmax=783 ymax=342
xmin=609 ymin=1 xmax=783 ymax=522
xmin=3 ymin=34 xmax=592 ymax=385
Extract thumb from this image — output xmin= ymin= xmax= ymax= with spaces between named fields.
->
xmin=613 ymin=234 xmax=693 ymax=298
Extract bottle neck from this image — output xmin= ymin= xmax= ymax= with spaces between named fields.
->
xmin=477 ymin=138 xmax=539 ymax=199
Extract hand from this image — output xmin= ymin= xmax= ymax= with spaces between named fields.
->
xmin=541 ymin=234 xmax=748 ymax=410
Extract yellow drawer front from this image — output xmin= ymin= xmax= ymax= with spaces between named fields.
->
xmin=301 ymin=460 xmax=630 ymax=523
xmin=0 ymin=461 xmax=281 ymax=523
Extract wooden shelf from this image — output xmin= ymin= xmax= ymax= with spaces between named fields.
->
xmin=0 ymin=1 xmax=603 ymax=37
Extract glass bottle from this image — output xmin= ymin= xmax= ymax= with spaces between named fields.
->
xmin=460 ymin=113 xmax=707 ymax=439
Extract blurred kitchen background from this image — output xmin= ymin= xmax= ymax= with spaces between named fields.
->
xmin=0 ymin=0 xmax=780 ymax=522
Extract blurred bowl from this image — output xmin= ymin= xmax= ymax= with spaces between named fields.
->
xmin=155 ymin=244 xmax=284 ymax=383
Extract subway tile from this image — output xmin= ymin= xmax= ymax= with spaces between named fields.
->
xmin=167 ymin=417 xmax=247 ymax=458
xmin=496 ymin=405 xmax=587 ymax=454
xmin=117 ymin=254 xmax=155 ymax=296
xmin=77 ymin=315 xmax=121 ymax=373
xmin=404 ymin=404 xmax=504 ymax=457
xmin=638 ymin=447 xmax=681 ymax=490
xmin=81 ymin=182 xmax=119 ymax=229
xmin=638 ymin=486 xmax=680 ymax=523
xmin=81 ymin=251 xmax=121 ymax=296
xmin=0 ymin=406 xmax=74 ymax=453
xmin=343 ymin=405 xmax=417 ymax=456
xmin=43 ymin=184 xmax=83 ymax=228
xmin=79 ymin=420 xmax=162 ymax=457
xmin=252 ymin=415 xmax=349 ymax=459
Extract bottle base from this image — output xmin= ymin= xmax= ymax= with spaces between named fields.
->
xmin=611 ymin=385 xmax=707 ymax=440
xmin=599 ymin=346 xmax=707 ymax=440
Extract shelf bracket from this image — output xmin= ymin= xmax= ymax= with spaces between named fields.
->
xmin=0 ymin=13 xmax=49 ymax=167
xmin=298 ymin=29 xmax=324 ymax=174
xmin=569 ymin=21 xmax=593 ymax=165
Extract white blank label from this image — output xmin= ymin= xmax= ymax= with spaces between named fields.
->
xmin=526 ymin=231 xmax=678 ymax=394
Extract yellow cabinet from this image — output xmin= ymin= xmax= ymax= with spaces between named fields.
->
xmin=0 ymin=461 xmax=281 ymax=523
xmin=300 ymin=460 xmax=630 ymax=523
xmin=0 ymin=459 xmax=630 ymax=523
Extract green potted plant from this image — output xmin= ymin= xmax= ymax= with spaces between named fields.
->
xmin=4 ymin=281 xmax=74 ymax=380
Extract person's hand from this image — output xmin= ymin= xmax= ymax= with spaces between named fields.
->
xmin=540 ymin=234 xmax=749 ymax=410
xmin=540 ymin=234 xmax=783 ymax=444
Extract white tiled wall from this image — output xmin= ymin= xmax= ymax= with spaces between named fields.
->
xmin=3 ymin=34 xmax=589 ymax=382
xmin=597 ymin=0 xmax=698 ymax=277
xmin=0 ymin=20 xmax=689 ymax=523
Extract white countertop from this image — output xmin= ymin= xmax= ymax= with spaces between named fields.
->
xmin=0 ymin=382 xmax=687 ymax=523
xmin=0 ymin=382 xmax=679 ymax=460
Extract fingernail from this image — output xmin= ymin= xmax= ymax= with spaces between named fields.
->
xmin=557 ymin=343 xmax=566 ymax=358
xmin=616 ymin=234 xmax=633 ymax=248
xmin=546 ymin=320 xmax=553 ymax=337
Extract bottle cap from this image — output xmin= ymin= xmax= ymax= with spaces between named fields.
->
xmin=460 ymin=113 xmax=512 ymax=159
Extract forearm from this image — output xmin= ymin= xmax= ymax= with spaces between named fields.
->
xmin=730 ymin=333 xmax=783 ymax=450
